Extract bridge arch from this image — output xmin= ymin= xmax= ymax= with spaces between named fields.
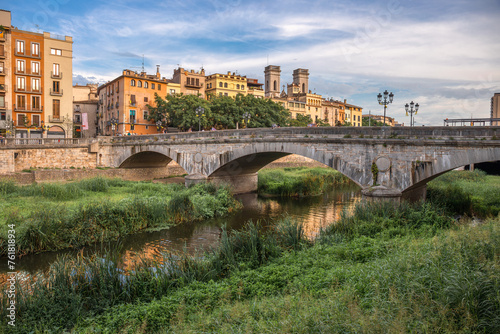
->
xmin=208 ymin=144 xmax=367 ymax=189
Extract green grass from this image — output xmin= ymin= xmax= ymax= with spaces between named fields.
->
xmin=427 ymin=170 xmax=500 ymax=217
xmin=0 ymin=178 xmax=241 ymax=256
xmin=258 ymin=167 xmax=352 ymax=197
xmin=2 ymin=200 xmax=498 ymax=333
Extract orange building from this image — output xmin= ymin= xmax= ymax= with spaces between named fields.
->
xmin=97 ymin=67 xmax=180 ymax=136
xmin=11 ymin=29 xmax=44 ymax=138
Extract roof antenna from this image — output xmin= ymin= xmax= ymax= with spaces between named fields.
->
xmin=141 ymin=54 xmax=145 ymax=73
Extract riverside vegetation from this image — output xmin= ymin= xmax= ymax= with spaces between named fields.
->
xmin=0 ymin=177 xmax=241 ymax=256
xmin=258 ymin=167 xmax=351 ymax=197
xmin=0 ymin=170 xmax=499 ymax=333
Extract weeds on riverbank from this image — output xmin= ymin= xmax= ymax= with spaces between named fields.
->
xmin=0 ymin=179 xmax=241 ymax=256
xmin=4 ymin=200 xmax=498 ymax=333
xmin=428 ymin=170 xmax=500 ymax=217
xmin=258 ymin=167 xmax=352 ymax=197
xmin=0 ymin=218 xmax=309 ymax=332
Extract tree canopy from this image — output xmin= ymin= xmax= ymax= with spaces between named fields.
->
xmin=147 ymin=93 xmax=291 ymax=130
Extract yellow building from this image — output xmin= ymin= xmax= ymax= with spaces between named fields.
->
xmin=297 ymin=92 xmax=323 ymax=123
xmin=43 ymin=32 xmax=73 ymax=138
xmin=97 ymin=67 xmax=180 ymax=136
xmin=171 ymin=67 xmax=205 ymax=98
xmin=246 ymin=78 xmax=264 ymax=98
xmin=322 ymin=99 xmax=346 ymax=126
xmin=206 ymin=72 xmax=247 ymax=98
xmin=345 ymin=100 xmax=363 ymax=127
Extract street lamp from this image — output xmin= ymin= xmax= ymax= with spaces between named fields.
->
xmin=156 ymin=120 xmax=163 ymax=132
xmin=405 ymin=101 xmax=419 ymax=127
xmin=110 ymin=117 xmax=118 ymax=136
xmin=195 ymin=106 xmax=205 ymax=131
xmin=242 ymin=112 xmax=251 ymax=128
xmin=40 ymin=120 xmax=50 ymax=135
xmin=377 ymin=90 xmax=394 ymax=126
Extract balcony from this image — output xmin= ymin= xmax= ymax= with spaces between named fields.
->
xmin=185 ymin=81 xmax=203 ymax=89
xmin=14 ymin=49 xmax=41 ymax=59
xmin=74 ymin=106 xmax=81 ymax=113
xmin=50 ymin=88 xmax=63 ymax=96
xmin=74 ymin=117 xmax=82 ymax=124
xmin=0 ymin=101 xmax=7 ymax=109
xmin=48 ymin=115 xmax=63 ymax=123
xmin=51 ymin=71 xmax=62 ymax=79
xmin=0 ymin=68 xmax=6 ymax=76
xmin=13 ymin=104 xmax=43 ymax=112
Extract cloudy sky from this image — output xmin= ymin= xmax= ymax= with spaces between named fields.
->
xmin=4 ymin=0 xmax=500 ymax=125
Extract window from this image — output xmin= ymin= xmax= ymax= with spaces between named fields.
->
xmin=219 ymin=82 xmax=223 ymax=88
xmin=129 ymin=110 xmax=136 ymax=125
xmin=219 ymin=92 xmax=223 ymax=96
xmin=236 ymin=84 xmax=240 ymax=89
xmin=224 ymin=93 xmax=228 ymax=96
xmin=0 ymin=62 xmax=4 ymax=74
xmin=32 ymin=78 xmax=40 ymax=92
xmin=0 ymin=96 xmax=4 ymax=108
xmin=143 ymin=110 xmax=148 ymax=120
xmin=32 ymin=114 xmax=40 ymax=127
xmin=170 ymin=89 xmax=176 ymax=95
xmin=16 ymin=77 xmax=26 ymax=90
xmin=224 ymin=83 xmax=228 ymax=88
xmin=144 ymin=97 xmax=148 ymax=102
xmin=53 ymin=63 xmax=60 ymax=77
xmin=17 ymin=95 xmax=26 ymax=108
xmin=196 ymin=78 xmax=199 ymax=86
xmin=31 ymin=43 xmax=40 ymax=56
xmin=17 ymin=114 xmax=26 ymax=126
xmin=50 ymin=48 xmax=62 ymax=56
xmin=144 ymin=81 xmax=148 ymax=88
xmin=0 ymin=111 xmax=5 ymax=121
xmin=53 ymin=81 xmax=60 ymax=93
xmin=186 ymin=78 xmax=190 ymax=85
xmin=32 ymin=96 xmax=41 ymax=111
xmin=151 ymin=83 xmax=155 ymax=89
xmin=273 ymin=80 xmax=277 ymax=91
xmin=158 ymin=84 xmax=161 ymax=90
xmin=16 ymin=40 xmax=25 ymax=54
xmin=16 ymin=60 xmax=25 ymax=73
xmin=241 ymin=85 xmax=245 ymax=90
xmin=32 ymin=62 xmax=40 ymax=75
xmin=130 ymin=79 xmax=136 ymax=87
xmin=130 ymin=94 xmax=136 ymax=106
xmin=53 ymin=100 xmax=60 ymax=118
xmin=137 ymin=81 xmax=142 ymax=88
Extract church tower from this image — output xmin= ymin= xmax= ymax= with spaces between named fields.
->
xmin=293 ymin=68 xmax=309 ymax=94
xmin=264 ymin=65 xmax=281 ymax=98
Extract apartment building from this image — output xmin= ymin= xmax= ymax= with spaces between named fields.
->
xmin=245 ymin=78 xmax=264 ymax=98
xmin=171 ymin=67 xmax=205 ymax=98
xmin=206 ymin=71 xmax=247 ymax=98
xmin=0 ymin=10 xmax=11 ymax=137
xmin=43 ymin=32 xmax=73 ymax=138
xmin=345 ymin=100 xmax=363 ymax=127
xmin=492 ymin=93 xmax=500 ymax=126
xmin=97 ymin=67 xmax=180 ymax=136
xmin=73 ymin=84 xmax=98 ymax=138
xmin=1 ymin=10 xmax=73 ymax=138
xmin=322 ymin=99 xmax=345 ymax=126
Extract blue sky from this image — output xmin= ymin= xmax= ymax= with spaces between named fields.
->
xmin=4 ymin=0 xmax=500 ymax=125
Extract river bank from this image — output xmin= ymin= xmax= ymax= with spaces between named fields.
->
xmin=2 ymin=199 xmax=498 ymax=333
xmin=0 ymin=178 xmax=241 ymax=257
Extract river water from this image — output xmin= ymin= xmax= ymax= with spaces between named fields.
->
xmin=0 ymin=185 xmax=361 ymax=282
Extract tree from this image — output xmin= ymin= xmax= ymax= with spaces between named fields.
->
xmin=362 ymin=117 xmax=385 ymax=126
xmin=290 ymin=113 xmax=313 ymax=127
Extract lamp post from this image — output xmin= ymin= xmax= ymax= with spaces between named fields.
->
xmin=40 ymin=120 xmax=50 ymax=137
xmin=377 ymin=90 xmax=394 ymax=126
xmin=405 ymin=101 xmax=419 ymax=127
xmin=110 ymin=117 xmax=118 ymax=136
xmin=195 ymin=106 xmax=205 ymax=132
xmin=242 ymin=112 xmax=251 ymax=128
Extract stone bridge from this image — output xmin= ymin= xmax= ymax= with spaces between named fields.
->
xmin=2 ymin=127 xmax=500 ymax=200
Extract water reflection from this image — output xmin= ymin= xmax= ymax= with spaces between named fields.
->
xmin=0 ymin=185 xmax=361 ymax=283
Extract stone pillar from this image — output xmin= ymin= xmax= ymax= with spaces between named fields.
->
xmin=208 ymin=172 xmax=258 ymax=194
xmin=361 ymin=186 xmax=402 ymax=203
xmin=185 ymin=173 xmax=208 ymax=188
xmin=402 ymin=184 xmax=427 ymax=202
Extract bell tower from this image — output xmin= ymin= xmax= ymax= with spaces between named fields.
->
xmin=264 ymin=65 xmax=281 ymax=98
xmin=293 ymin=68 xmax=309 ymax=94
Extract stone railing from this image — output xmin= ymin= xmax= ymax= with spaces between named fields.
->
xmin=0 ymin=138 xmax=97 ymax=147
